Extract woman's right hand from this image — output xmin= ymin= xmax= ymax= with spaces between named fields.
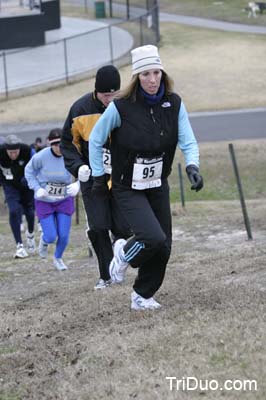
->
xmin=36 ymin=187 xmax=49 ymax=199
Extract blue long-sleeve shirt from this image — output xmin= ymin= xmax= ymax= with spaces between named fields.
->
xmin=25 ymin=147 xmax=73 ymax=202
xmin=89 ymin=100 xmax=199 ymax=177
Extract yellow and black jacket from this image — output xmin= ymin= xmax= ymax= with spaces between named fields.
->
xmin=61 ymin=91 xmax=106 ymax=178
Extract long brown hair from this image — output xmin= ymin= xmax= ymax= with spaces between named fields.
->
xmin=116 ymin=71 xmax=175 ymax=102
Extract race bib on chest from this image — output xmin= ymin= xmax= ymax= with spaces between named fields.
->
xmin=45 ymin=182 xmax=66 ymax=198
xmin=103 ymin=148 xmax=112 ymax=175
xmin=132 ymin=156 xmax=163 ymax=190
xmin=1 ymin=167 xmax=13 ymax=180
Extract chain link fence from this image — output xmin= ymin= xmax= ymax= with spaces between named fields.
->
xmin=0 ymin=1 xmax=159 ymax=99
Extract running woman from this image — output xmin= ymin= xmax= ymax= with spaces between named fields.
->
xmin=89 ymin=45 xmax=204 ymax=310
xmin=25 ymin=128 xmax=80 ymax=271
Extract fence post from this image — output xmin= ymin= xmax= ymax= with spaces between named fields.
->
xmin=109 ymin=0 xmax=113 ymax=17
xmin=75 ymin=194 xmax=79 ymax=225
xmin=63 ymin=39 xmax=69 ymax=84
xmin=2 ymin=51 xmax=9 ymax=99
xmin=178 ymin=163 xmax=185 ymax=208
xmin=139 ymin=16 xmax=144 ymax=45
xmin=228 ymin=143 xmax=252 ymax=240
xmin=126 ymin=0 xmax=130 ymax=19
xmin=107 ymin=26 xmax=114 ymax=64
xmin=154 ymin=0 xmax=160 ymax=42
xmin=84 ymin=0 xmax=88 ymax=13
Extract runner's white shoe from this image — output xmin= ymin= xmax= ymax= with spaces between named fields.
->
xmin=53 ymin=257 xmax=68 ymax=271
xmin=14 ymin=243 xmax=29 ymax=259
xmin=39 ymin=235 xmax=48 ymax=258
xmin=109 ymin=239 xmax=128 ymax=283
xmin=131 ymin=291 xmax=161 ymax=311
xmin=94 ymin=278 xmax=112 ymax=290
xmin=26 ymin=231 xmax=36 ymax=254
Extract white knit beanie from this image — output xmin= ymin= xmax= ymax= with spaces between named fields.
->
xmin=131 ymin=45 xmax=164 ymax=76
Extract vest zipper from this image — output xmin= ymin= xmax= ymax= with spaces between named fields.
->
xmin=151 ymin=107 xmax=164 ymax=136
xmin=150 ymin=108 xmax=156 ymax=123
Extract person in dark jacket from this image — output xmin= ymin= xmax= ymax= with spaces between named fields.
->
xmin=0 ymin=135 xmax=36 ymax=258
xmin=61 ymin=65 xmax=131 ymax=289
xmin=89 ymin=45 xmax=204 ymax=310
xmin=30 ymin=137 xmax=45 ymax=153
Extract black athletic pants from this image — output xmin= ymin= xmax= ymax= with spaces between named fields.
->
xmin=112 ymin=179 xmax=172 ymax=299
xmin=3 ymin=184 xmax=35 ymax=245
xmin=81 ymin=179 xmax=131 ymax=281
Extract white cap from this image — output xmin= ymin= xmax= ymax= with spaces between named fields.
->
xmin=131 ymin=45 xmax=164 ymax=76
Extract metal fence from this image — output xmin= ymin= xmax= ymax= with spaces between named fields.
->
xmin=0 ymin=1 xmax=159 ymax=99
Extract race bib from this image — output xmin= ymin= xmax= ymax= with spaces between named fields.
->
xmin=45 ymin=182 xmax=66 ymax=198
xmin=1 ymin=167 xmax=13 ymax=180
xmin=132 ymin=156 xmax=163 ymax=190
xmin=103 ymin=148 xmax=112 ymax=174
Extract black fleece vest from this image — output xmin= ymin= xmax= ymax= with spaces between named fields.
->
xmin=0 ymin=144 xmax=32 ymax=187
xmin=111 ymin=92 xmax=181 ymax=187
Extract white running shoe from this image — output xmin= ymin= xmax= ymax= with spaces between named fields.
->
xmin=94 ymin=278 xmax=112 ymax=290
xmin=109 ymin=239 xmax=128 ymax=283
xmin=39 ymin=235 xmax=48 ymax=259
xmin=131 ymin=291 xmax=161 ymax=311
xmin=26 ymin=231 xmax=36 ymax=254
xmin=14 ymin=243 xmax=29 ymax=259
xmin=53 ymin=257 xmax=68 ymax=271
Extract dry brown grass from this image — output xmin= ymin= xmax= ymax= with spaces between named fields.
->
xmin=160 ymin=24 xmax=266 ymax=112
xmin=0 ymin=196 xmax=266 ymax=399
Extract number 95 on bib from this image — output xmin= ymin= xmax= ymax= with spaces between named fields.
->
xmin=131 ymin=156 xmax=163 ymax=190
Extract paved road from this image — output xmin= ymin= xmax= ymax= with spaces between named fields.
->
xmin=1 ymin=108 xmax=265 ymax=144
xmin=190 ymin=108 xmax=266 ymax=142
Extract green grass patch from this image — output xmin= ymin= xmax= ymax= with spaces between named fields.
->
xmin=0 ymin=393 xmax=21 ymax=400
xmin=0 ymin=346 xmax=17 ymax=355
xmin=61 ymin=3 xmax=94 ymax=19
xmin=169 ymin=140 xmax=266 ymax=202
xmin=159 ymin=20 xmax=266 ymax=51
xmin=0 ymin=271 xmax=10 ymax=280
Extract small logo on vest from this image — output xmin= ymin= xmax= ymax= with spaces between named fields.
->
xmin=162 ymin=102 xmax=171 ymax=108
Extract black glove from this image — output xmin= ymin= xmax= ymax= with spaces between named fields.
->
xmin=91 ymin=175 xmax=109 ymax=195
xmin=186 ymin=165 xmax=203 ymax=192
